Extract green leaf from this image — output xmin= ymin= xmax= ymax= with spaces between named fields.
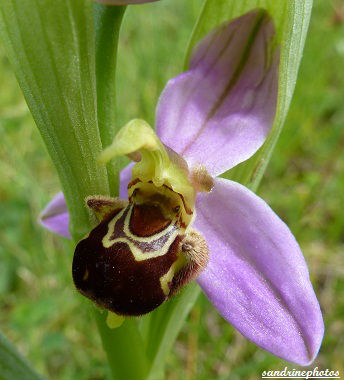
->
xmin=186 ymin=0 xmax=313 ymax=191
xmin=0 ymin=0 xmax=109 ymax=241
xmin=0 ymin=2 xmax=147 ymax=380
xmin=145 ymin=283 xmax=201 ymax=380
xmin=146 ymin=1 xmax=313 ymax=378
xmin=0 ymin=331 xmax=45 ymax=380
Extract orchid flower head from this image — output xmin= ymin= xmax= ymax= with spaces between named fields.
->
xmin=40 ymin=9 xmax=324 ymax=366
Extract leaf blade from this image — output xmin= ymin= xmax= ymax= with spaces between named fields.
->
xmin=0 ymin=3 xmax=147 ymax=380
xmin=0 ymin=0 xmax=109 ymax=241
xmin=146 ymin=283 xmax=201 ymax=380
xmin=0 ymin=331 xmax=45 ymax=380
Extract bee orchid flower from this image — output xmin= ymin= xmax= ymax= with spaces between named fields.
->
xmin=40 ymin=10 xmax=324 ymax=366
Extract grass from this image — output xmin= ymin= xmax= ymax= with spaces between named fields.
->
xmin=0 ymin=0 xmax=344 ymax=379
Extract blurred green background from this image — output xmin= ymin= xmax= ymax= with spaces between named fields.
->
xmin=0 ymin=0 xmax=343 ymax=379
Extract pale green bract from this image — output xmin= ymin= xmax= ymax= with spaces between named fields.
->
xmin=99 ymin=119 xmax=196 ymax=215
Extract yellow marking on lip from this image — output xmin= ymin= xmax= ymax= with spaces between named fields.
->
xmin=102 ymin=205 xmax=179 ymax=261
xmin=101 ymin=207 xmax=125 ymax=245
xmin=160 ymin=254 xmax=187 ymax=296
xmin=82 ymin=269 xmax=89 ymax=281
xmin=106 ymin=312 xmax=124 ymax=329
xmin=102 ymin=233 xmax=178 ymax=261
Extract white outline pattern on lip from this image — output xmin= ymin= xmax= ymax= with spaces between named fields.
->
xmin=102 ymin=203 xmax=179 ymax=261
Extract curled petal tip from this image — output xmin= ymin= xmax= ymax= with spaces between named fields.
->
xmin=195 ymin=178 xmax=324 ymax=364
xmin=39 ymin=192 xmax=71 ymax=239
xmin=156 ymin=9 xmax=279 ymax=176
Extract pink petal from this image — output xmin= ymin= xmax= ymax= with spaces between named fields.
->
xmin=39 ymin=164 xmax=132 ymax=239
xmin=39 ymin=192 xmax=71 ymax=238
xmin=94 ymin=0 xmax=159 ymax=4
xmin=119 ymin=162 xmax=134 ymax=199
xmin=195 ymin=178 xmax=324 ymax=364
xmin=156 ymin=9 xmax=279 ymax=176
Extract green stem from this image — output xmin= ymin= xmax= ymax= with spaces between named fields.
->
xmin=93 ymin=5 xmax=149 ymax=380
xmin=94 ymin=310 xmax=148 ymax=380
xmin=94 ymin=4 xmax=126 ymax=196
